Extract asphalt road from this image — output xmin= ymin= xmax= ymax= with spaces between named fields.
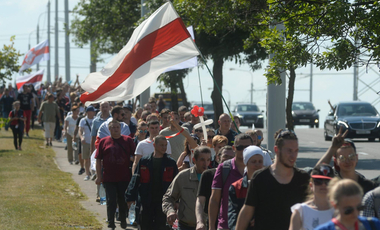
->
xmin=240 ymin=127 xmax=380 ymax=180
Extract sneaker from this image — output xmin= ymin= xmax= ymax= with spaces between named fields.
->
xmin=46 ymin=143 xmax=49 ymax=147
xmin=91 ymin=174 xmax=97 ymax=181
xmin=78 ymin=168 xmax=85 ymax=175
xmin=69 ymin=161 xmax=74 ymax=165
xmin=84 ymin=175 xmax=90 ymax=181
xmin=74 ymin=160 xmax=79 ymax=165
xmin=49 ymin=142 xmax=52 ymax=146
xmin=25 ymin=133 xmax=29 ymax=138
xmin=96 ymin=196 xmax=100 ymax=203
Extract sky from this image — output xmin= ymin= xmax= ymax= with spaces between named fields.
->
xmin=1 ymin=0 xmax=380 ymax=127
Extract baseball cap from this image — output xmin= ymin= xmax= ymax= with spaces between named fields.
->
xmin=243 ymin=146 xmax=264 ymax=166
xmin=341 ymin=139 xmax=356 ymax=152
xmin=311 ymin=164 xmax=334 ymax=180
xmin=86 ymin=106 xmax=95 ymax=112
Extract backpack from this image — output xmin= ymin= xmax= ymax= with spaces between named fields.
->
xmin=222 ymin=159 xmax=232 ymax=186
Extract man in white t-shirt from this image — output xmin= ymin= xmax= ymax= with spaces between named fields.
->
xmin=132 ymin=120 xmax=172 ymax=174
xmin=79 ymin=106 xmax=95 ymax=181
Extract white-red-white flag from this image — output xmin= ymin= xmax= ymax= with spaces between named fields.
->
xmin=19 ymin=39 xmax=49 ymax=72
xmin=16 ymin=70 xmax=44 ymax=92
xmin=163 ymin=26 xmax=198 ymax=73
xmin=80 ymin=2 xmax=200 ymax=106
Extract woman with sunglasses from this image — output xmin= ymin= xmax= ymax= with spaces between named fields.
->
xmin=317 ymin=127 xmax=377 ymax=195
xmin=289 ymin=164 xmax=335 ymax=230
xmin=315 ymin=178 xmax=380 ymax=230
xmin=133 ymin=122 xmax=148 ymax=146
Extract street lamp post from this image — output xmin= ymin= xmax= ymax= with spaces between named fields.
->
xmin=229 ymin=68 xmax=254 ymax=104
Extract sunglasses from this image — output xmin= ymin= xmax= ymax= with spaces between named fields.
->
xmin=313 ymin=178 xmax=330 ymax=186
xmin=337 ymin=153 xmax=357 ymax=162
xmin=139 ymin=130 xmax=148 ymax=133
xmin=344 ymin=205 xmax=365 ymax=215
xmin=276 ymin=129 xmax=297 ymax=139
xmin=195 ymin=129 xmax=202 ymax=133
xmin=235 ymin=145 xmax=250 ymax=151
xmin=208 ymin=135 xmax=215 ymax=139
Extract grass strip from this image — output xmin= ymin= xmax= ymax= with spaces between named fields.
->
xmin=0 ymin=128 xmax=102 ymax=230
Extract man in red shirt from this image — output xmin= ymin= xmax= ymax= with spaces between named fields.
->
xmin=95 ymin=120 xmax=136 ymax=230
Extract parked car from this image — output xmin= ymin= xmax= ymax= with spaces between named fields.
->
xmin=324 ymin=101 xmax=380 ymax=141
xmin=292 ymin=102 xmax=320 ymax=128
xmin=232 ymin=103 xmax=264 ymax=128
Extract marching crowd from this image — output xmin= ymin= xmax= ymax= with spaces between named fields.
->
xmin=2 ymin=79 xmax=380 ymax=230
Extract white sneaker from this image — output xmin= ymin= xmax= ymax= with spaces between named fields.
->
xmin=84 ymin=175 xmax=90 ymax=181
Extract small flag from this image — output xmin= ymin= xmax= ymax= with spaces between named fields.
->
xmin=80 ymin=2 xmax=200 ymax=106
xmin=16 ymin=70 xmax=44 ymax=92
xmin=19 ymin=39 xmax=49 ymax=73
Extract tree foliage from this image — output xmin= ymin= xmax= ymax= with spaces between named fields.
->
xmin=173 ymin=0 xmax=267 ymax=127
xmin=70 ymin=0 xmax=140 ymax=55
xmin=0 ymin=36 xmax=25 ymax=84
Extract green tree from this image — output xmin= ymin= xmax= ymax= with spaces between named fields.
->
xmin=241 ymin=0 xmax=380 ymax=130
xmin=0 ymin=36 xmax=24 ymax=84
xmin=70 ymin=0 xmax=140 ymax=56
xmin=173 ymin=0 xmax=267 ymax=127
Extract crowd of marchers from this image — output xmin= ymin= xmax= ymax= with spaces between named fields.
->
xmin=1 ymin=79 xmax=380 ymax=230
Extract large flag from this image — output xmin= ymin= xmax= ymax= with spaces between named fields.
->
xmin=163 ymin=26 xmax=198 ymax=73
xmin=16 ymin=70 xmax=44 ymax=92
xmin=80 ymin=2 xmax=200 ymax=106
xmin=19 ymin=39 xmax=49 ymax=73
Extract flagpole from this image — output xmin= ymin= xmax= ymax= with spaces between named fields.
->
xmin=167 ymin=1 xmax=240 ymax=132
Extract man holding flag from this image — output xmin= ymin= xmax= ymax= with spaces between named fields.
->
xmin=17 ymin=85 xmax=34 ymax=137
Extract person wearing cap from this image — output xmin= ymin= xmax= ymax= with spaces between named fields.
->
xmin=236 ymin=129 xmax=310 ymax=230
xmin=79 ymin=106 xmax=96 ymax=180
xmin=38 ymin=93 xmax=61 ymax=146
xmin=289 ymin=164 xmax=335 ymax=230
xmin=316 ymin=127 xmax=377 ymax=194
xmin=228 ymin=146 xmax=265 ymax=230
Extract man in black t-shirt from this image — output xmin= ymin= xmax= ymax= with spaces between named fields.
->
xmin=195 ymin=146 xmax=235 ymax=230
xmin=236 ymin=129 xmax=310 ymax=230
xmin=17 ymin=85 xmax=34 ymax=137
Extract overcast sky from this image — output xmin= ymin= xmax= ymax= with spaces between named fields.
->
xmin=1 ymin=0 xmax=380 ymax=127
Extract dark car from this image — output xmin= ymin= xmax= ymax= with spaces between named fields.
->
xmin=324 ymin=101 xmax=380 ymax=141
xmin=232 ymin=104 xmax=264 ymax=128
xmin=292 ymin=102 xmax=320 ymax=128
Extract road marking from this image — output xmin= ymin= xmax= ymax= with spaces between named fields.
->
xmin=358 ymin=152 xmax=369 ymax=156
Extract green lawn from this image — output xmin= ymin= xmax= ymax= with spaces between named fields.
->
xmin=0 ymin=127 xmax=102 ymax=230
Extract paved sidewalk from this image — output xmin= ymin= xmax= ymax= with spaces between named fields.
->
xmin=52 ymin=140 xmax=138 ymax=230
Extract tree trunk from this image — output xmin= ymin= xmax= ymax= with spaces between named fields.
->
xmin=170 ymin=80 xmax=179 ymax=112
xmin=286 ymin=66 xmax=296 ymax=131
xmin=178 ymin=77 xmax=190 ymax=108
xmin=211 ymin=57 xmax=224 ymax=129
